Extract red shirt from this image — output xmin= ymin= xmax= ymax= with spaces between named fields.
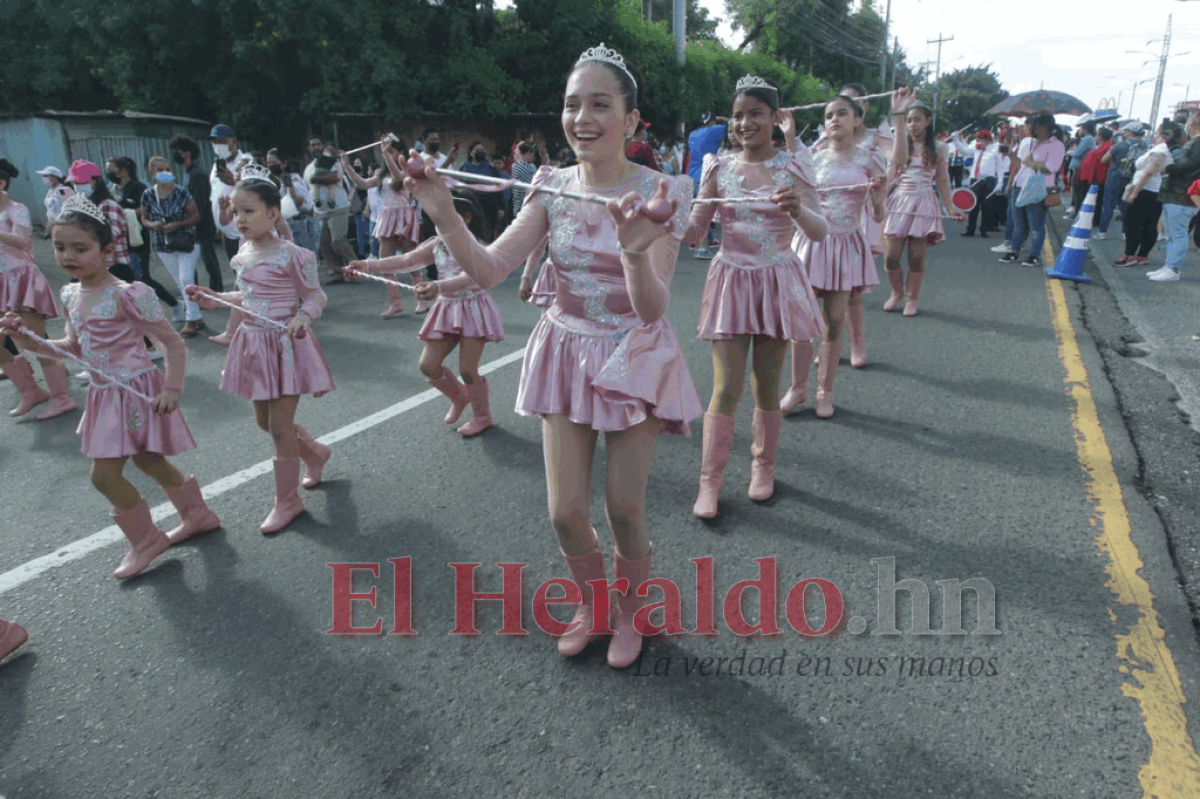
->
xmin=625 ymin=140 xmax=661 ymax=171
xmin=1080 ymin=141 xmax=1113 ymax=186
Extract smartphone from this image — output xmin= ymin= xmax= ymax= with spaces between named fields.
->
xmin=215 ymin=158 xmax=228 ymax=172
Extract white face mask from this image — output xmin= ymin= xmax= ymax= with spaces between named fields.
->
xmin=213 ymin=143 xmax=232 ymax=160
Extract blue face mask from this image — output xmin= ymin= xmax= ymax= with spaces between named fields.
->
xmin=74 ymin=184 xmax=94 ymax=198
xmin=155 ymin=171 xmax=175 ymax=184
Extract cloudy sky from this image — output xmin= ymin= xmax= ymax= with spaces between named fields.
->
xmin=695 ymin=0 xmax=1200 ymax=123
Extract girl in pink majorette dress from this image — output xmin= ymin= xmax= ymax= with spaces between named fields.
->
xmin=346 ymin=188 xmax=503 ymax=436
xmin=0 ymin=157 xmax=76 ymax=421
xmin=190 ymin=173 xmax=335 ymax=536
xmin=783 ymin=89 xmax=913 ymax=418
xmin=405 ymin=44 xmax=702 ymax=670
xmin=683 ymin=76 xmax=828 ymax=520
xmin=3 ymin=194 xmax=220 ymax=580
xmin=881 ymin=102 xmax=966 ymax=316
xmin=341 ymin=138 xmax=425 ymax=317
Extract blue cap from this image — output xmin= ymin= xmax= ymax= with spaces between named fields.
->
xmin=209 ymin=123 xmax=236 ymax=140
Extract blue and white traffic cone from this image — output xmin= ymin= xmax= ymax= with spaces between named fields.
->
xmin=1045 ymin=184 xmax=1097 ymax=283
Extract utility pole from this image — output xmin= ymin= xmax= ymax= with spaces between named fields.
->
xmin=890 ymin=36 xmax=900 ymax=91
xmin=927 ymin=33 xmax=954 ymax=131
xmin=879 ymin=0 xmax=892 ymax=84
xmin=674 ymin=0 xmax=686 ymax=139
xmin=1148 ymin=15 xmax=1171 ymax=127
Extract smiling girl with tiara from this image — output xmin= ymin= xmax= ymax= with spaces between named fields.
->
xmin=404 ymin=43 xmax=700 ymax=669
xmin=682 ymin=76 xmax=828 ymax=519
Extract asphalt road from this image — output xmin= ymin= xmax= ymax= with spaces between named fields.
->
xmin=2 ymin=220 xmax=1199 ymax=798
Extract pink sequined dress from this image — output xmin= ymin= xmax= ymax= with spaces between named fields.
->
xmin=218 ymin=239 xmax=336 ymax=401
xmin=688 ymin=150 xmax=824 ymax=341
xmin=795 ymin=144 xmax=885 ymax=296
xmin=367 ymin=236 xmax=504 ymax=342
xmin=883 ymin=143 xmax=948 ymax=245
xmin=53 ymin=281 xmax=196 ymax=458
xmin=373 ymin=178 xmax=422 ymax=244
xmin=530 ymin=255 xmax=556 ymax=309
xmin=0 ymin=202 xmax=59 ymax=318
xmin=435 ymin=164 xmax=703 ymax=435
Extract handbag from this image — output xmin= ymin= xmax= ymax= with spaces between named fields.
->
xmin=123 ymin=208 xmax=143 ymax=248
xmin=1015 ymin=176 xmax=1047 ymax=207
xmin=1044 ymin=187 xmax=1062 ymax=208
xmin=164 ymin=229 xmax=196 ymax=252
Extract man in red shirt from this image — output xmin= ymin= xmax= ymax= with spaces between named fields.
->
xmin=1079 ymin=127 xmax=1114 ymax=235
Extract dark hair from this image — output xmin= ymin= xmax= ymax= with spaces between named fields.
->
xmin=1097 ymin=127 xmax=1113 ymax=142
xmin=518 ymin=143 xmax=532 ymax=156
xmin=0 ymin=158 xmax=17 ymax=188
xmin=516 ymin=127 xmax=531 ymax=141
xmin=1079 ymin=122 xmax=1095 ymax=135
xmin=572 ymin=57 xmax=645 ymax=114
xmin=88 ymin=175 xmax=116 ymax=204
xmin=450 ymin=187 xmax=491 ymax=242
xmin=266 ymin=147 xmax=284 ymax=164
xmin=827 ymin=94 xmax=865 ymax=120
xmin=423 ymin=126 xmax=440 ymax=138
xmin=112 ymin=156 xmax=137 ymax=180
xmin=905 ymin=103 xmax=938 ymax=169
xmin=234 ymin=178 xmax=282 ymax=209
xmin=384 ymin=134 xmax=409 ymax=154
xmin=51 ymin=212 xmax=113 ymax=248
xmin=840 ymin=82 xmax=869 ymax=98
xmin=1159 ymin=120 xmax=1183 ymax=147
xmin=170 ymin=136 xmax=200 ymax=161
xmin=734 ymin=82 xmax=781 ymax=113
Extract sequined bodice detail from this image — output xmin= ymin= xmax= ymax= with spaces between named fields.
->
xmin=232 ymin=242 xmax=311 ymax=326
xmin=812 ymin=147 xmax=873 ymax=233
xmin=714 ymin=150 xmax=798 ymax=269
xmin=543 ymin=168 xmax=653 ymax=333
xmin=62 ymin=282 xmax=159 ymax=382
xmin=434 ymin=241 xmax=481 ymax=299
xmin=0 ymin=204 xmax=35 ymax=271
xmin=895 ymin=151 xmax=937 ymax=195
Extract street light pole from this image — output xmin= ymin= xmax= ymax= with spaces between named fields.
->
xmin=1147 ymin=15 xmax=1171 ymax=126
xmin=927 ymin=33 xmax=954 ymax=131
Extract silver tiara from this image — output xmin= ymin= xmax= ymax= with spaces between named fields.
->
xmin=575 ymin=42 xmax=634 ymax=85
xmin=239 ymin=163 xmax=274 ymax=184
xmin=736 ymin=75 xmax=775 ymax=93
xmin=60 ymin=193 xmax=107 ymax=225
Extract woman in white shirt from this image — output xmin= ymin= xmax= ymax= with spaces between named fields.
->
xmin=1118 ymin=124 xmax=1173 ymax=267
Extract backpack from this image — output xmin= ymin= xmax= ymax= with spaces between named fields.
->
xmin=1118 ymin=140 xmax=1149 ymax=179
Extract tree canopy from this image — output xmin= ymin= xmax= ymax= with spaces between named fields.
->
xmin=0 ymin=0 xmax=1003 ymax=146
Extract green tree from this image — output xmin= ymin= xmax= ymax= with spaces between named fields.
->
xmin=933 ymin=65 xmax=1008 ymax=134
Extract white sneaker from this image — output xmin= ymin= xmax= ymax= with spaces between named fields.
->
xmin=990 ymin=243 xmax=1011 ymax=253
xmin=1147 ymin=267 xmax=1180 ymax=282
xmin=1064 ymin=206 xmax=1076 ymax=216
xmin=75 ymin=370 xmax=91 ymax=382
xmin=1092 ymin=231 xmax=1105 ymax=240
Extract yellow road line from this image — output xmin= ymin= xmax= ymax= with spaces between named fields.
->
xmin=1043 ymin=239 xmax=1200 ymax=797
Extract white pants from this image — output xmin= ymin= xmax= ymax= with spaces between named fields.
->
xmin=157 ymin=247 xmax=202 ymax=321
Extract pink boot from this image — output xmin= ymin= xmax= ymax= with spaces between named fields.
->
xmin=259 ymin=458 xmax=305 ymax=535
xmin=0 ymin=619 xmax=29 ymax=662
xmin=781 ymin=340 xmax=813 ymax=413
xmin=430 ymin=368 xmax=470 ymax=424
xmin=693 ymin=412 xmax=735 ymax=519
xmin=882 ymin=268 xmax=904 ymax=312
xmin=457 ymin=379 xmax=493 ymax=437
xmin=608 ymin=547 xmax=654 ymax=669
xmin=558 ymin=529 xmax=608 ymax=657
xmin=111 ymin=498 xmax=172 ymax=579
xmin=209 ymin=309 xmax=244 ymax=346
xmin=847 ymin=303 xmax=867 ymax=368
xmin=162 ymin=476 xmax=221 ymax=544
xmin=35 ymin=361 xmax=77 ymax=420
xmin=815 ymin=340 xmax=840 ymax=419
xmin=295 ymin=425 xmax=332 ymax=489
xmin=3 ymin=357 xmax=50 ymax=417
xmin=381 ymin=280 xmax=405 ymax=318
xmin=749 ymin=408 xmax=782 ymax=501
xmin=903 ymin=271 xmax=925 ymax=317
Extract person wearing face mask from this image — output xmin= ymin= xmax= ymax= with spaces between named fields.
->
xmin=266 ymin=149 xmax=315 ymax=252
xmin=421 ymin=127 xmax=456 ymax=170
xmin=139 ymin=156 xmax=206 ymax=336
xmin=102 ymin=157 xmax=181 ymax=312
xmin=35 ymin=166 xmax=74 ymax=237
xmin=170 ymin=136 xmax=223 ymax=292
xmin=458 ymin=140 xmax=502 ymax=239
xmin=208 ymin=124 xmax=254 ymax=263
